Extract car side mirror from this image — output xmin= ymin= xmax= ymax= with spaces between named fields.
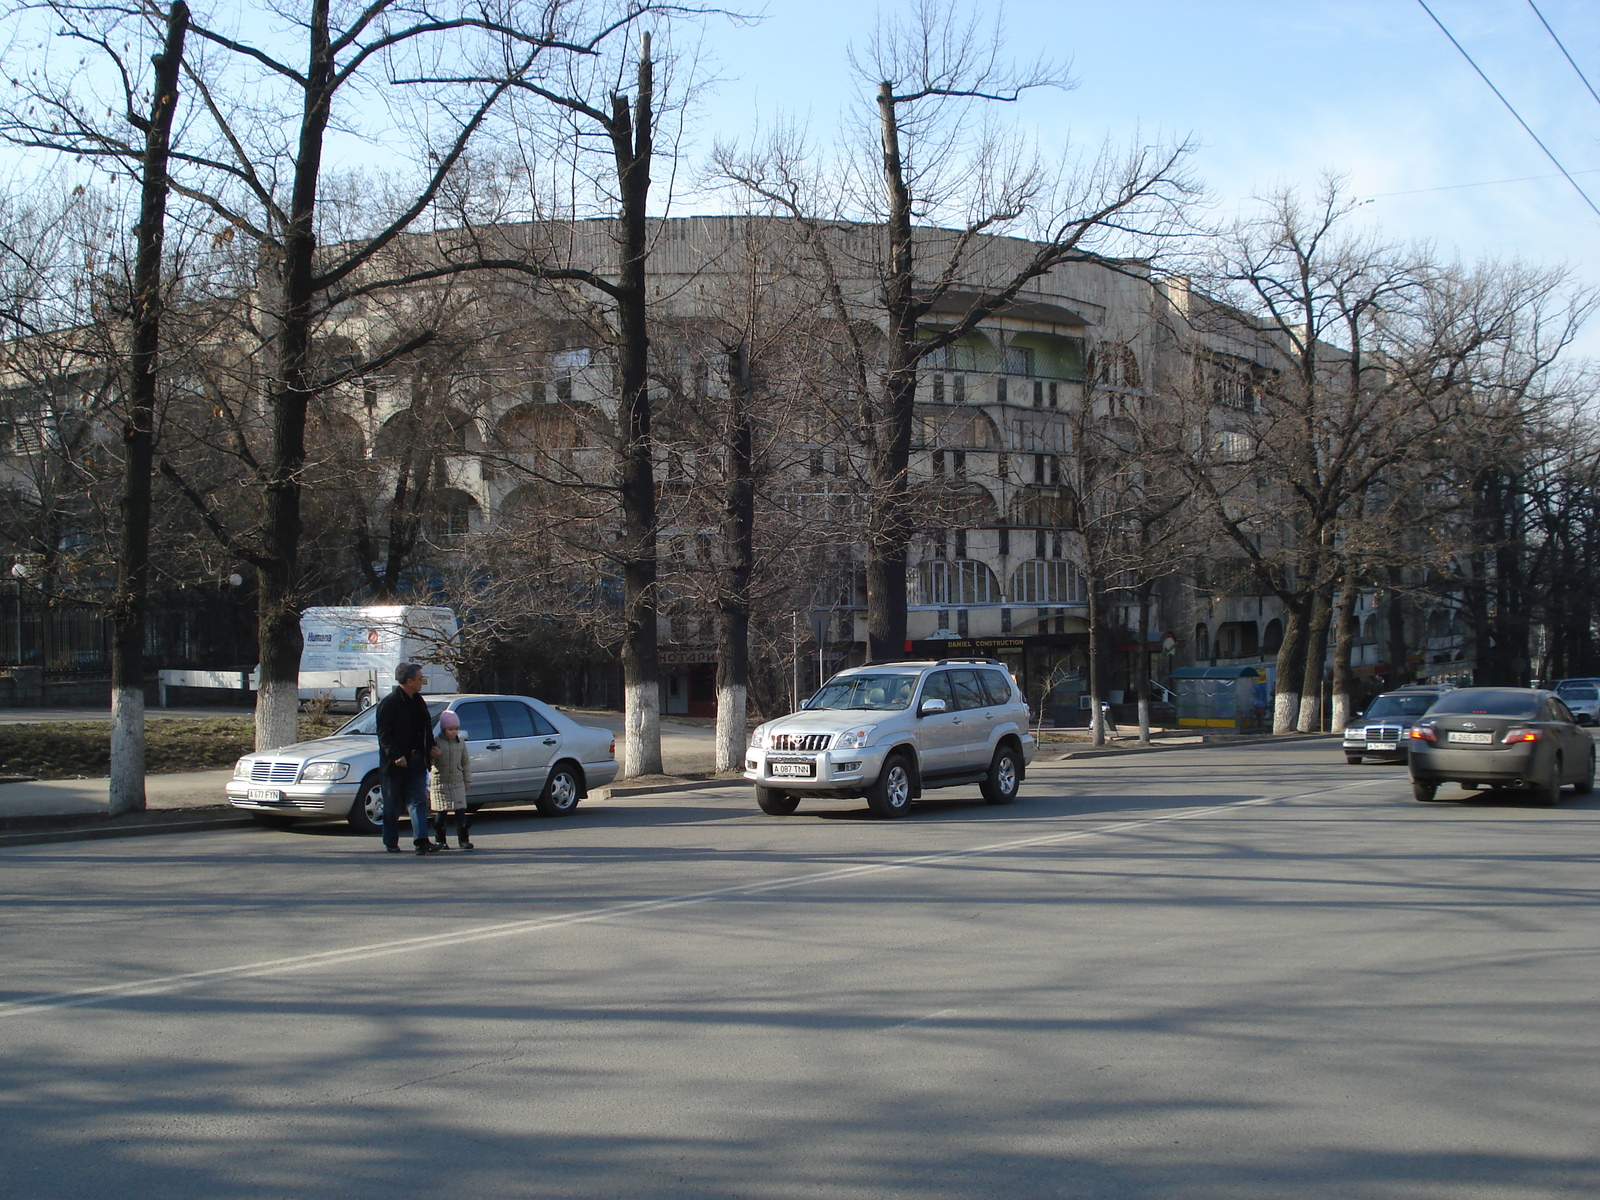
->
xmin=919 ymin=697 xmax=947 ymax=716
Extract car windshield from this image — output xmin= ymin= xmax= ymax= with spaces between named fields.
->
xmin=807 ymin=673 xmax=918 ymax=711
xmin=1557 ymin=685 xmax=1599 ymax=701
xmin=1427 ymin=689 xmax=1540 ymax=718
xmin=1363 ymin=694 xmax=1437 ymax=719
xmin=335 ymin=699 xmax=450 ymax=735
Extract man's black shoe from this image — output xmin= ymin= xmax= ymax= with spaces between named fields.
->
xmin=384 ymin=845 xmax=401 ymax=853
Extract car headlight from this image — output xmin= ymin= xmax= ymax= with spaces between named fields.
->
xmin=748 ymin=725 xmax=768 ymax=749
xmin=835 ymin=725 xmax=877 ymax=750
xmin=299 ymin=762 xmax=351 ymax=782
xmin=232 ymin=758 xmax=252 ymax=780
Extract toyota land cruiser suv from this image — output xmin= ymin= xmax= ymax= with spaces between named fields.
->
xmin=744 ymin=659 xmax=1037 ymax=817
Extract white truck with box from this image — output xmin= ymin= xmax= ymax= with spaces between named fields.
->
xmin=288 ymin=605 xmax=460 ymax=710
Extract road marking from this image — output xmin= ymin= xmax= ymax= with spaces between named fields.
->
xmin=882 ymin=1007 xmax=958 ymax=1033
xmin=0 ymin=778 xmax=1389 ymax=1018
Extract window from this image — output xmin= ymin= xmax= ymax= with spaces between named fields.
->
xmin=950 ymin=669 xmax=990 ymax=711
xmin=977 ymin=670 xmax=1014 ymax=706
xmin=1194 ymin=623 xmax=1211 ymax=661
xmin=1010 ymin=560 xmax=1085 ymax=604
xmin=953 ymin=375 xmax=966 ymax=404
xmin=913 ymin=560 xmax=1002 ymax=606
xmin=996 ymin=377 xmax=1008 ymax=404
xmin=1002 ymin=346 xmax=1033 ymax=376
xmin=453 ymin=701 xmax=496 ymax=742
xmin=492 ymin=700 xmax=539 ymax=739
xmin=1091 ymin=342 xmax=1140 ymax=389
xmin=932 ymin=374 xmax=945 ymax=404
xmin=920 ymin=671 xmax=955 ymax=708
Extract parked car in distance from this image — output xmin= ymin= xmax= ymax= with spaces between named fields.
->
xmin=744 ymin=658 xmax=1035 ymax=818
xmin=1407 ymin=686 xmax=1595 ymax=806
xmin=1341 ymin=684 xmax=1454 ymax=763
xmin=1550 ymin=679 xmax=1600 ymax=725
xmin=226 ymin=693 xmax=618 ymax=832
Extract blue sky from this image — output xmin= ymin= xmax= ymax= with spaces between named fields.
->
xmin=674 ymin=0 xmax=1600 ymax=353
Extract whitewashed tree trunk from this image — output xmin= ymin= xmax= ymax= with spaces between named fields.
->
xmin=623 ymin=681 xmax=663 ymax=777
xmin=1297 ymin=691 xmax=1322 ymax=734
xmin=714 ymin=683 xmax=747 ymax=773
xmin=1330 ymin=691 xmax=1353 ymax=732
xmin=1273 ymin=690 xmax=1300 ymax=735
xmin=256 ymin=678 xmax=299 ymax=753
xmin=108 ymin=687 xmax=146 ymax=817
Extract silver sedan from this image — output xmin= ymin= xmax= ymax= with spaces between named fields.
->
xmin=226 ymin=693 xmax=619 ymax=832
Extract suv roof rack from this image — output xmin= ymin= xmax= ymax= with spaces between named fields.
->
xmin=936 ymin=657 xmax=1002 ymax=666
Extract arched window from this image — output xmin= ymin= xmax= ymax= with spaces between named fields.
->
xmin=911 ymin=559 xmax=1001 ymax=606
xmin=424 ymin=489 xmax=479 ymax=545
xmin=1262 ymin=618 xmax=1284 ymax=654
xmin=1194 ymin=623 xmax=1211 ymax=661
xmin=1010 ymin=560 xmax=1085 ymax=605
xmin=1089 ymin=341 xmax=1140 ymax=389
xmin=374 ymin=407 xmax=476 ymax=457
xmin=495 ymin=403 xmax=602 ymax=452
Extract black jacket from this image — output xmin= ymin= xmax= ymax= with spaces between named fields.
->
xmin=375 ymin=687 xmax=436 ymax=772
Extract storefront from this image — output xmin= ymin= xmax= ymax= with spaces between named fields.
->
xmin=907 ymin=633 xmax=1088 ymax=722
xmin=659 ymin=649 xmax=717 ymax=718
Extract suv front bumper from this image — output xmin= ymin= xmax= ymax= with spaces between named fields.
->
xmin=743 ymin=745 xmax=888 ymax=792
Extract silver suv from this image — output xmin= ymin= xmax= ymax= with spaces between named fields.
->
xmin=744 ymin=659 xmax=1037 ymax=817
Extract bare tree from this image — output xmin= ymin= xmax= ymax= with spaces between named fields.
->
xmin=716 ymin=0 xmax=1194 ymax=660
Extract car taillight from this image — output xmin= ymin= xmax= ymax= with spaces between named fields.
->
xmin=1501 ymin=727 xmax=1541 ymax=744
xmin=609 ymin=738 xmax=616 ymax=758
xmin=1409 ymin=726 xmax=1436 ymax=742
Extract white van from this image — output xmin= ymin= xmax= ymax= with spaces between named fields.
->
xmin=291 ymin=606 xmax=460 ymax=710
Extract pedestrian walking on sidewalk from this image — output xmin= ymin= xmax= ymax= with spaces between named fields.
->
xmin=375 ymin=662 xmax=439 ymax=855
xmin=430 ymin=710 xmax=473 ymax=850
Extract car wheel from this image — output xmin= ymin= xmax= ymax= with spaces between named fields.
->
xmin=535 ymin=762 xmax=583 ymax=816
xmin=1534 ymin=757 xmax=1563 ymax=807
xmin=251 ymin=813 xmax=298 ymax=830
xmin=1574 ymin=750 xmax=1595 ymax=796
xmin=1412 ymin=779 xmax=1441 ymax=803
xmin=980 ymin=745 xmax=1020 ymax=804
xmin=1346 ymin=755 xmax=1363 ymax=765
xmin=756 ymin=786 xmax=800 ymax=815
xmin=348 ymin=772 xmax=383 ymax=834
xmin=865 ymin=753 xmax=913 ymax=818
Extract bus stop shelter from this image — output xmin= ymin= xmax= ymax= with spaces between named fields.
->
xmin=1172 ymin=666 xmax=1268 ymax=732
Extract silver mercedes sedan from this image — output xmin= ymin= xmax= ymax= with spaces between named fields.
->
xmin=225 ymin=693 xmax=618 ymax=832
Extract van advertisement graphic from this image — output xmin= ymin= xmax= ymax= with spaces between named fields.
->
xmin=301 ymin=623 xmax=395 ymax=671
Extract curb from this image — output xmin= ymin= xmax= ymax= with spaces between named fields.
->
xmin=0 ymin=810 xmax=258 ymax=848
xmin=593 ymin=775 xmax=746 ymax=800
xmin=1053 ymin=731 xmax=1338 ymax=761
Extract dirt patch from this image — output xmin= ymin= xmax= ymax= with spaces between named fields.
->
xmin=0 ymin=716 xmax=342 ymax=780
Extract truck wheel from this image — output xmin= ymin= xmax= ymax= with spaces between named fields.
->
xmin=756 ymin=787 xmax=800 ymax=815
xmin=535 ymin=763 xmax=583 ymax=816
xmin=865 ymin=754 xmax=913 ymax=818
xmin=980 ymin=745 xmax=1020 ymax=804
xmin=357 ymin=688 xmax=375 ymax=711
xmin=348 ymin=772 xmax=384 ymax=834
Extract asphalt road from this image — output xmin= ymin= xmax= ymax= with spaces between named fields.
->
xmin=2 ymin=741 xmax=1596 ymax=1200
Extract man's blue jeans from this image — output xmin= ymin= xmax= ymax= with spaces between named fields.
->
xmin=380 ymin=758 xmax=430 ymax=848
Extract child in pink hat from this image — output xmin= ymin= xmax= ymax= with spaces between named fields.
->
xmin=429 ymin=710 xmax=474 ymax=849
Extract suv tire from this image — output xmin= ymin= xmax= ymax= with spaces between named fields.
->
xmin=865 ymin=753 xmax=913 ymax=818
xmin=980 ymin=745 xmax=1020 ymax=804
xmin=755 ymin=786 xmax=800 ymax=816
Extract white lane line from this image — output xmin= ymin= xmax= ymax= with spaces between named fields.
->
xmin=881 ymin=1007 xmax=958 ymax=1033
xmin=0 ymin=779 xmax=1387 ymax=1018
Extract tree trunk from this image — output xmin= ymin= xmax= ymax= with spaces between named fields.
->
xmin=1273 ymin=596 xmax=1308 ymax=734
xmin=615 ymin=37 xmax=661 ymax=776
xmin=714 ymin=345 xmax=755 ymax=772
xmin=1136 ymin=580 xmax=1152 ymax=745
xmin=1087 ymin=578 xmax=1105 ymax=746
xmin=109 ymin=2 xmax=188 ymax=815
xmin=1329 ymin=577 xmax=1358 ymax=733
xmin=1384 ymin=572 xmax=1409 ymax=689
xmin=1298 ymin=582 xmax=1334 ymax=732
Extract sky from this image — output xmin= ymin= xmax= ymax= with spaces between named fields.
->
xmin=672 ymin=0 xmax=1600 ymax=355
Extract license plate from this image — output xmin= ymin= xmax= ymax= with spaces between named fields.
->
xmin=1366 ymin=742 xmax=1398 ymax=751
xmin=247 ymin=788 xmax=283 ymax=802
xmin=1448 ymin=731 xmax=1494 ymax=744
xmin=770 ymin=762 xmax=814 ymax=778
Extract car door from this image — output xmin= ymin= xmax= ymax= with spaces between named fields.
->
xmin=449 ymin=700 xmax=503 ymax=798
xmin=947 ymin=669 xmax=997 ymax=770
xmin=914 ymin=670 xmax=964 ymax=774
xmin=491 ymin=699 xmax=562 ymax=799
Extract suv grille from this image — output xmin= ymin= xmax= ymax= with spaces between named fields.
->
xmin=249 ymin=760 xmax=301 ymax=784
xmin=771 ymin=733 xmax=832 ymax=752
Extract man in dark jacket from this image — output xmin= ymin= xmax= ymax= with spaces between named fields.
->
xmin=375 ymin=662 xmax=439 ymax=854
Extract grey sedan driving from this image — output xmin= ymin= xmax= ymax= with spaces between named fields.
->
xmin=1407 ymin=686 xmax=1595 ymax=805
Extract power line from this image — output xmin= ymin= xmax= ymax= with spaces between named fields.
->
xmin=1526 ymin=0 xmax=1600 ymax=113
xmin=1362 ymin=167 xmax=1600 ymax=200
xmin=1414 ymin=0 xmax=1600 ymax=220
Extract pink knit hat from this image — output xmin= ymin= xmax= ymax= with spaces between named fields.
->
xmin=438 ymin=711 xmax=460 ymax=730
